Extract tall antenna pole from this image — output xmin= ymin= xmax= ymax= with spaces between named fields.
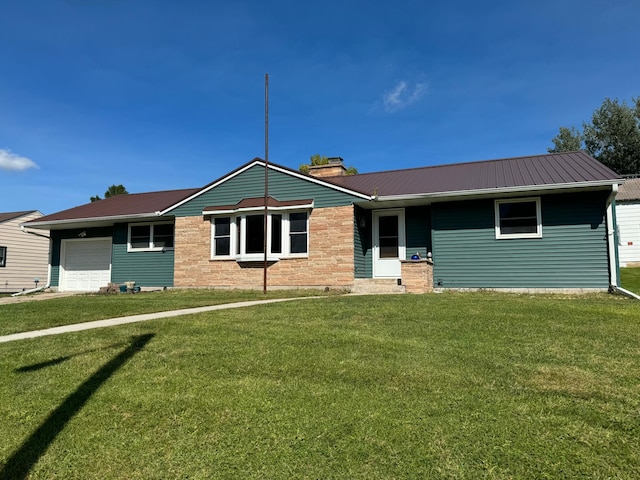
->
xmin=263 ymin=73 xmax=269 ymax=294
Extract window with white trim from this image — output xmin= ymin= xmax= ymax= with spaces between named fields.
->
xmin=128 ymin=222 xmax=174 ymax=251
xmin=211 ymin=212 xmax=309 ymax=260
xmin=495 ymin=198 xmax=542 ymax=239
xmin=0 ymin=246 xmax=6 ymax=267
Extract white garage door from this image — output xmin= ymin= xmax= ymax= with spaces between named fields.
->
xmin=61 ymin=238 xmax=112 ymax=292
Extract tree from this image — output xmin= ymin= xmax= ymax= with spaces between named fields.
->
xmin=548 ymin=126 xmax=583 ymax=153
xmin=548 ymin=97 xmax=640 ymax=174
xmin=583 ymin=97 xmax=640 ymax=175
xmin=299 ymin=154 xmax=358 ymax=175
xmin=90 ymin=184 xmax=129 ymax=202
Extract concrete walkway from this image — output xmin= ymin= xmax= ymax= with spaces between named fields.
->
xmin=0 ymin=297 xmax=315 ymax=344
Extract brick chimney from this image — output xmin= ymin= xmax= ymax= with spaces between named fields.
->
xmin=308 ymin=157 xmax=347 ymax=178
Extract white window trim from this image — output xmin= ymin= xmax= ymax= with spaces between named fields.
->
xmin=494 ymin=197 xmax=542 ymax=239
xmin=210 ymin=210 xmax=309 ymax=261
xmin=0 ymin=246 xmax=6 ymax=267
xmin=127 ymin=221 xmax=175 ymax=252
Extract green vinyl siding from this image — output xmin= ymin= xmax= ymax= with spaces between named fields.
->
xmin=50 ymin=227 xmax=114 ymax=287
xmin=431 ymin=191 xmax=610 ymax=288
xmin=111 ymin=223 xmax=174 ymax=287
xmin=354 ymin=206 xmax=432 ymax=278
xmin=172 ymin=164 xmax=363 ymax=217
xmin=354 ymin=207 xmax=372 ymax=278
xmin=50 ymin=224 xmax=174 ymax=288
xmin=405 ymin=206 xmax=431 ymax=260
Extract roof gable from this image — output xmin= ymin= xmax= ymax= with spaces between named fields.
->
xmin=166 ymin=158 xmax=370 ymax=217
xmin=162 ymin=158 xmax=369 ymax=214
xmin=0 ymin=211 xmax=38 ymax=224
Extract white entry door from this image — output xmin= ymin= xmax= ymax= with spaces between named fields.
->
xmin=60 ymin=238 xmax=112 ymax=292
xmin=372 ymin=209 xmax=405 ymax=278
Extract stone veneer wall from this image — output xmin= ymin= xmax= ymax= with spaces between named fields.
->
xmin=174 ymin=205 xmax=355 ymax=289
xmin=400 ymin=259 xmax=434 ymax=293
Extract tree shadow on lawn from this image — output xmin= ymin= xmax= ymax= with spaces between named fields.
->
xmin=0 ymin=333 xmax=154 ymax=480
xmin=13 ymin=341 xmax=131 ymax=373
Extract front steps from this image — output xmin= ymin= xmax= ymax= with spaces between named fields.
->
xmin=351 ymin=278 xmax=406 ymax=294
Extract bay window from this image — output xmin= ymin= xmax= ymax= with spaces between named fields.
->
xmin=211 ymin=211 xmax=309 ymax=260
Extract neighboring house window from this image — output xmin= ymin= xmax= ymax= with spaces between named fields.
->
xmin=0 ymin=246 xmax=6 ymax=267
xmin=128 ymin=222 xmax=174 ymax=251
xmin=211 ymin=212 xmax=309 ymax=260
xmin=495 ymin=198 xmax=542 ymax=239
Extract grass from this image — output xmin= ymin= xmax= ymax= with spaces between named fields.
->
xmin=1 ymin=292 xmax=639 ymax=478
xmin=0 ymin=288 xmax=333 ymax=336
xmin=620 ymin=267 xmax=640 ymax=293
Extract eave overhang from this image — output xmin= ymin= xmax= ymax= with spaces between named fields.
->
xmin=355 ymin=180 xmax=621 ymax=209
xmin=21 ymin=212 xmax=169 ymax=231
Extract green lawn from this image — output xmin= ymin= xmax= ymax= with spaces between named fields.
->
xmin=0 ymin=288 xmax=331 ymax=336
xmin=620 ymin=267 xmax=640 ymax=293
xmin=1 ymin=292 xmax=639 ymax=479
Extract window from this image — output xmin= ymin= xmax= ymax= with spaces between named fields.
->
xmin=0 ymin=246 xmax=6 ymax=267
xmin=211 ymin=212 xmax=309 ymax=260
xmin=213 ymin=217 xmax=231 ymax=256
xmin=128 ymin=222 xmax=175 ymax=251
xmin=495 ymin=198 xmax=542 ymax=239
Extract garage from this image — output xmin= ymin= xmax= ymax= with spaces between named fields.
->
xmin=60 ymin=238 xmax=112 ymax=291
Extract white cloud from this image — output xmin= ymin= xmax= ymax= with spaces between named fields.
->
xmin=0 ymin=149 xmax=39 ymax=172
xmin=382 ymin=80 xmax=428 ymax=113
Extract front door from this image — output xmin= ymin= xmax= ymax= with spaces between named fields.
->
xmin=373 ymin=209 xmax=405 ymax=278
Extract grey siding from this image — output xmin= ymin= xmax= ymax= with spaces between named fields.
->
xmin=50 ymin=227 xmax=114 ymax=287
xmin=172 ymin=165 xmax=362 ymax=217
xmin=111 ymin=223 xmax=174 ymax=287
xmin=0 ymin=211 xmax=49 ymax=292
xmin=431 ymin=191 xmax=610 ymax=288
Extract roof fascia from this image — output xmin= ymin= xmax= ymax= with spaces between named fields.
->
xmin=370 ymin=180 xmax=621 ymax=205
xmin=22 ymin=212 xmax=163 ymax=230
xmin=159 ymin=160 xmax=371 ymax=216
xmin=203 ymin=200 xmax=315 ymax=216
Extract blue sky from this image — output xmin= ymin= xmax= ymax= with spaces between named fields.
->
xmin=1 ymin=0 xmax=638 ymax=214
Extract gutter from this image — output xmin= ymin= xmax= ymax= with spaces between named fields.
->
xmin=22 ymin=212 xmax=162 ymax=230
xmin=20 ymin=224 xmax=50 ymax=239
xmin=374 ymin=179 xmax=621 ymax=204
xmin=605 ymin=184 xmax=618 ymax=289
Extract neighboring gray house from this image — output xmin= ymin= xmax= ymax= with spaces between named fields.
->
xmin=615 ymin=177 xmax=640 ymax=267
xmin=24 ymin=151 xmax=623 ymax=293
xmin=0 ymin=211 xmax=49 ymax=293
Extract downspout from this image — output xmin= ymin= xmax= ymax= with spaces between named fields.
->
xmin=605 ymin=184 xmax=618 ymax=289
xmin=607 ymin=189 xmax=640 ymax=300
xmin=603 ymin=184 xmax=639 ymax=299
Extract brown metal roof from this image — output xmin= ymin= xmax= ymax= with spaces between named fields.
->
xmin=616 ymin=177 xmax=640 ymax=201
xmin=27 ymin=188 xmax=199 ymax=225
xmin=0 ymin=211 xmax=37 ymax=224
xmin=324 ymin=151 xmax=621 ymax=197
xmin=204 ymin=196 xmax=313 ymax=213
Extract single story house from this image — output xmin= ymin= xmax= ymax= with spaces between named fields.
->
xmin=615 ymin=177 xmax=640 ymax=267
xmin=24 ymin=151 xmax=622 ymax=293
xmin=0 ymin=210 xmax=50 ymax=293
